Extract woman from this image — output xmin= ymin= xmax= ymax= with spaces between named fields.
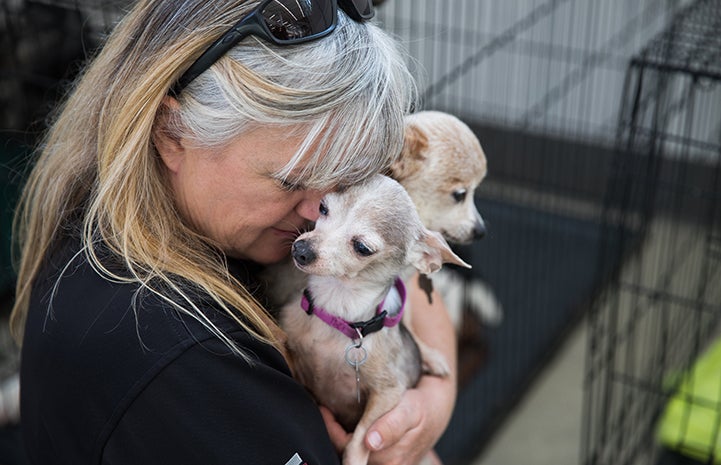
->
xmin=11 ymin=0 xmax=457 ymax=463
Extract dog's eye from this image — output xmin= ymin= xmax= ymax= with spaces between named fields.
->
xmin=319 ymin=202 xmax=328 ymax=216
xmin=352 ymin=238 xmax=374 ymax=257
xmin=452 ymin=189 xmax=467 ymax=203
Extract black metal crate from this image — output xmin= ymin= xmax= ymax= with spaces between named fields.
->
xmin=582 ymin=1 xmax=721 ymax=464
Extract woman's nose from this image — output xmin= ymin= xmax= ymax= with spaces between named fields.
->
xmin=295 ymin=190 xmax=327 ymax=222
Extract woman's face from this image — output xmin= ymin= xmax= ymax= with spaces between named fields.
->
xmin=159 ymin=126 xmax=330 ymax=264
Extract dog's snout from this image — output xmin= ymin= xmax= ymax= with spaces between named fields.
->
xmin=292 ymin=239 xmax=317 ymax=266
xmin=473 ymin=219 xmax=487 ymax=240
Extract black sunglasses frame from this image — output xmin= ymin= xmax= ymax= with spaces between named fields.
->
xmin=170 ymin=0 xmax=374 ymax=97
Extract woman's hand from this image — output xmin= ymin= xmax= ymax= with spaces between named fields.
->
xmin=321 ymin=273 xmax=457 ymax=465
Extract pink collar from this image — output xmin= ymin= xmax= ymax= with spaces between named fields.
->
xmin=300 ymin=278 xmax=406 ymax=340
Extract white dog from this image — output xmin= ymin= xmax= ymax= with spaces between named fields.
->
xmin=273 ymin=175 xmax=468 ymax=465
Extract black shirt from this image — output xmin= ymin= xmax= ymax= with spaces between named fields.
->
xmin=20 ymin=238 xmax=339 ymax=465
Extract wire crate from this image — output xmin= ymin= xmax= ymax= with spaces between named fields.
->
xmin=582 ymin=1 xmax=721 ymax=464
xmin=1 ymin=0 xmax=113 ymax=133
xmin=377 ymin=1 xmax=694 ymax=463
xmin=0 ymin=0 xmax=121 ymax=297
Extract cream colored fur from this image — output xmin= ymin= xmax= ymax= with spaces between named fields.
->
xmin=391 ymin=111 xmax=503 ymax=330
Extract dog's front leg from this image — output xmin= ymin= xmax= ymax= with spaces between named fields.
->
xmin=401 ymin=320 xmax=450 ymax=377
xmin=342 ymin=388 xmax=405 ymax=465
xmin=415 ymin=338 xmax=450 ymax=377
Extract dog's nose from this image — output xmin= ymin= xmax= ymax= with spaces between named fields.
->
xmin=473 ymin=220 xmax=487 ymax=240
xmin=292 ymin=239 xmax=317 ymax=266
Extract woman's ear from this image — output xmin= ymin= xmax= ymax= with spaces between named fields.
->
xmin=153 ymin=96 xmax=184 ymax=173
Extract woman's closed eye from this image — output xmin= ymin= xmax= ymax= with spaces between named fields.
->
xmin=276 ymin=177 xmax=306 ymax=192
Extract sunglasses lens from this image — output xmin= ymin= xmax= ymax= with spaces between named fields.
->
xmin=350 ymin=0 xmax=373 ymax=19
xmin=261 ymin=0 xmax=336 ymax=41
xmin=338 ymin=0 xmax=374 ymax=20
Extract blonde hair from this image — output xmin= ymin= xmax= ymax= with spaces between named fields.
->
xmin=11 ymin=0 xmax=416 ymax=351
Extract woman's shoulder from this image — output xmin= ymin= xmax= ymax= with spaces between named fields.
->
xmin=26 ymin=236 xmax=260 ymax=356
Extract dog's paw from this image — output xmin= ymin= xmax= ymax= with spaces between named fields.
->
xmin=465 ymin=278 xmax=504 ymax=327
xmin=342 ymin=440 xmax=370 ymax=465
xmin=419 ymin=344 xmax=450 ymax=377
xmin=0 ymin=373 xmax=20 ymax=426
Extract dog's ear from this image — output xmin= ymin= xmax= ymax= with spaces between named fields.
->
xmin=409 ymin=229 xmax=471 ymax=275
xmin=390 ymin=122 xmax=428 ymax=181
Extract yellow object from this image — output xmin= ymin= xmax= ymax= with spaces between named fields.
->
xmin=657 ymin=338 xmax=721 ymax=463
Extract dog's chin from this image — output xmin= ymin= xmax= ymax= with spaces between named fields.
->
xmin=441 ymin=230 xmax=474 ymax=245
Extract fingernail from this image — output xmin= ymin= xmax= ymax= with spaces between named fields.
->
xmin=368 ymin=431 xmax=383 ymax=450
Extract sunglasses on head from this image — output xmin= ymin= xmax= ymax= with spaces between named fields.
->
xmin=170 ymin=0 xmax=374 ymax=97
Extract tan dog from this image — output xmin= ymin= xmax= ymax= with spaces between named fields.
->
xmin=390 ymin=111 xmax=487 ymax=244
xmin=277 ymin=174 xmax=468 ymax=465
xmin=390 ymin=111 xmax=503 ymax=329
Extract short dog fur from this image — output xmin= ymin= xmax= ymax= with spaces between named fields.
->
xmin=390 ymin=111 xmax=487 ymax=244
xmin=277 ymin=174 xmax=468 ymax=465
xmin=390 ymin=111 xmax=503 ymax=329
